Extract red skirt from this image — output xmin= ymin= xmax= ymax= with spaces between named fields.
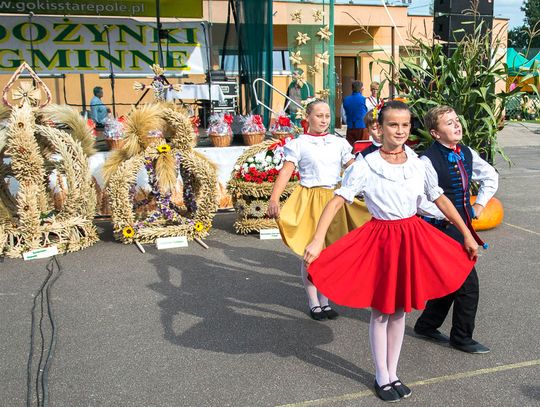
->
xmin=308 ymin=216 xmax=476 ymax=314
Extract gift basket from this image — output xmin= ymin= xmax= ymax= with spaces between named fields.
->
xmin=270 ymin=113 xmax=293 ymax=139
xmin=103 ymin=115 xmax=126 ymax=150
xmin=241 ymin=114 xmax=266 ymax=146
xmin=207 ymin=113 xmax=233 ymax=147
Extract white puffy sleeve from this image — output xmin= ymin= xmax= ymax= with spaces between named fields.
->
xmin=420 ymin=156 xmax=444 ymax=202
xmin=470 ymin=148 xmax=499 ymax=207
xmin=283 ymin=139 xmax=301 ymax=166
xmin=339 ymin=137 xmax=355 ymax=166
xmin=334 ymin=159 xmax=368 ymax=204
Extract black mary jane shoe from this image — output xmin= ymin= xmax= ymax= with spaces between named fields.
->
xmin=374 ymin=380 xmax=401 ymax=403
xmin=321 ymin=305 xmax=339 ymax=320
xmin=390 ymin=380 xmax=412 ymax=398
xmin=309 ymin=306 xmax=327 ymax=321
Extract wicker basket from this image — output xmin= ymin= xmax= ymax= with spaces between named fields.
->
xmin=209 ymin=132 xmax=233 ymax=147
xmin=272 ymin=131 xmax=291 ymax=140
xmin=242 ymin=132 xmax=265 ymax=146
xmin=106 ymin=138 xmax=126 ymax=150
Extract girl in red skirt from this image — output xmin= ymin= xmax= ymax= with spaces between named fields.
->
xmin=303 ymin=100 xmax=478 ymax=402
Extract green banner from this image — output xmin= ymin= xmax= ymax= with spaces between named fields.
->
xmin=0 ymin=0 xmax=203 ymax=18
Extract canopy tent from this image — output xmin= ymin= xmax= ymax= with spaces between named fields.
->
xmin=507 ymin=48 xmax=540 ymax=76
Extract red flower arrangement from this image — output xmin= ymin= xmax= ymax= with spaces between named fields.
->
xmin=232 ymin=139 xmax=299 ymax=184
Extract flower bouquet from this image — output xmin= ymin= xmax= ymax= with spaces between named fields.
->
xmin=269 ymin=113 xmax=293 ymax=139
xmin=104 ymin=115 xmax=126 ymax=150
xmin=241 ymin=114 xmax=266 ymax=146
xmin=227 ymin=137 xmax=299 ymax=234
xmin=207 ymin=112 xmax=233 ymax=147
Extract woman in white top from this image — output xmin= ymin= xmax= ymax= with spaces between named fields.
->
xmin=303 ymin=101 xmax=478 ymax=402
xmin=365 ymin=81 xmax=383 ymax=112
xmin=267 ymin=100 xmax=370 ymax=321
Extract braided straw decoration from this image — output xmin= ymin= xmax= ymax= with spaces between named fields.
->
xmin=0 ymin=105 xmax=98 ymax=258
xmin=106 ymin=105 xmax=218 ymax=244
xmin=227 ymin=139 xmax=298 ymax=234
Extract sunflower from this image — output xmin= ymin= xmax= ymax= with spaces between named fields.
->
xmin=122 ymin=226 xmax=135 ymax=238
xmin=194 ymin=221 xmax=204 ymax=232
xmin=248 ymin=200 xmax=267 ymax=218
xmin=156 ymin=144 xmax=171 ymax=153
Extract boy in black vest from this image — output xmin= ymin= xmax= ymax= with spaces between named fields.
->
xmin=414 ymin=105 xmax=498 ymax=354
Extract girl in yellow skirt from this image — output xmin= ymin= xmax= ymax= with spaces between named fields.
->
xmin=267 ymin=99 xmax=370 ymax=320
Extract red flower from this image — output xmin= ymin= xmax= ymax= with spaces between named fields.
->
xmin=268 ymin=176 xmax=275 ymax=182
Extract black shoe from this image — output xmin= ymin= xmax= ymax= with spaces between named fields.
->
xmin=374 ymin=380 xmax=401 ymax=403
xmin=309 ymin=306 xmax=327 ymax=321
xmin=450 ymin=340 xmax=490 ymax=354
xmin=390 ymin=380 xmax=412 ymax=398
xmin=413 ymin=328 xmax=450 ymax=343
xmin=321 ymin=305 xmax=339 ymax=320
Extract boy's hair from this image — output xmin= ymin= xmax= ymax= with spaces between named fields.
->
xmin=364 ymin=109 xmax=377 ymax=128
xmin=424 ymin=105 xmax=455 ymax=132
xmin=377 ymin=100 xmax=410 ymax=125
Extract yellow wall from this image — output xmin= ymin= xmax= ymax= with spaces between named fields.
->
xmin=0 ymin=1 xmax=509 ymax=118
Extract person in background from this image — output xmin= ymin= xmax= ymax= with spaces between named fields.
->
xmin=353 ymin=109 xmax=382 ymax=157
xmin=365 ymin=81 xmax=383 ymax=112
xmin=343 ymin=81 xmax=368 ymax=146
xmin=285 ymin=69 xmax=313 ymax=126
xmin=89 ymin=86 xmax=110 ymax=127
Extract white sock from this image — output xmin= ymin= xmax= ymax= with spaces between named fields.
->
xmin=301 ymin=261 xmax=320 ymax=310
xmin=369 ymin=309 xmax=390 ymax=386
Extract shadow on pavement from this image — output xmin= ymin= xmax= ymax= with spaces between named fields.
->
xmin=146 ymin=240 xmax=374 ymax=387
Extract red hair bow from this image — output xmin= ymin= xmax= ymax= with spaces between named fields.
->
xmin=224 ymin=114 xmax=234 ymax=126
xmin=277 ymin=116 xmax=291 ymax=127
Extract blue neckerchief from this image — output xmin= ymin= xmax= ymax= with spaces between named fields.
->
xmin=447 ymin=149 xmax=465 ymax=163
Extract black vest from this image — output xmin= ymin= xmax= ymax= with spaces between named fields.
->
xmin=422 ymin=142 xmax=473 ymax=221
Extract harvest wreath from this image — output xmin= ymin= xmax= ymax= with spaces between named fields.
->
xmin=104 ymin=103 xmax=218 ymax=245
xmin=227 ymin=137 xmax=298 ymax=234
xmin=0 ymin=63 xmax=98 ymax=257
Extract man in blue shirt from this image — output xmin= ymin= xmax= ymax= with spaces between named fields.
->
xmin=343 ymin=81 xmax=368 ymax=146
xmin=89 ymin=86 xmax=109 ymax=127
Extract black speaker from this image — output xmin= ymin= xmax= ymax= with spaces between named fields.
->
xmin=434 ymin=14 xmax=493 ymax=42
xmin=434 ymin=0 xmax=494 ymax=17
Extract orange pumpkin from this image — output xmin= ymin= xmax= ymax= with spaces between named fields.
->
xmin=470 ymin=196 xmax=504 ymax=231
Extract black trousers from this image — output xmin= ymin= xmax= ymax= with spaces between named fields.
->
xmin=414 ymin=224 xmax=479 ymax=345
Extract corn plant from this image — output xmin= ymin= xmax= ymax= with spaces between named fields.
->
xmin=372 ymin=22 xmax=538 ymax=164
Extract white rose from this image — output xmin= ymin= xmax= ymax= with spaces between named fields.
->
xmin=273 ymin=157 xmax=281 ymax=165
xmin=249 ymin=163 xmax=256 ymax=168
xmin=247 ymin=157 xmax=254 ymax=163
xmin=234 ymin=165 xmax=240 ymax=171
xmin=265 ymin=155 xmax=273 ymax=163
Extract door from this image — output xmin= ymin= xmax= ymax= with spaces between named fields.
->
xmin=335 ymin=56 xmax=359 ymax=128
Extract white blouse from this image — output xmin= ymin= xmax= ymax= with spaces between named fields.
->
xmin=284 ymin=134 xmax=354 ymax=188
xmin=335 ymin=145 xmax=444 ymax=220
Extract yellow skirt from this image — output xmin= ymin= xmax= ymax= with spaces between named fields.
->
xmin=277 ymin=185 xmax=371 ymax=256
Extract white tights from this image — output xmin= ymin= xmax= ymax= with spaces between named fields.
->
xmin=300 ymin=261 xmax=329 ymax=310
xmin=369 ymin=308 xmax=406 ymax=386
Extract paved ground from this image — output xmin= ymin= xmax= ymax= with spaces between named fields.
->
xmin=1 ymin=122 xmax=539 ymax=407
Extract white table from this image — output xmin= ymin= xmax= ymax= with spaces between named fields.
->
xmin=166 ymin=84 xmax=225 ymax=103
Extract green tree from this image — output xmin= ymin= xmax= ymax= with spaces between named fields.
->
xmin=521 ymin=0 xmax=540 ymax=51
